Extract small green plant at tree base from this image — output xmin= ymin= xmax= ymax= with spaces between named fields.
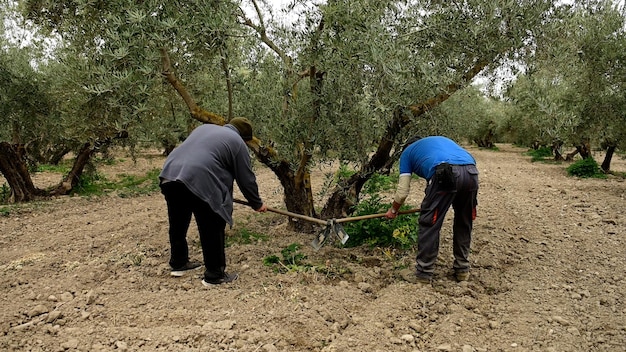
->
xmin=526 ymin=147 xmax=553 ymax=162
xmin=263 ymin=243 xmax=311 ymax=272
xmin=0 ymin=183 xmax=10 ymax=205
xmin=566 ymin=158 xmax=606 ymax=178
xmin=115 ymin=169 xmax=162 ymax=197
xmin=72 ymin=172 xmax=107 ymax=196
xmin=36 ymin=163 xmax=72 ymax=174
xmin=71 ymin=168 xmax=162 ymax=197
xmin=342 ymin=194 xmax=419 ymax=250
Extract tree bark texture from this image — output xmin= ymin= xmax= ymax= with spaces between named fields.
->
xmin=246 ymin=138 xmax=316 ymax=232
xmin=566 ymin=140 xmax=592 ymax=161
xmin=0 ymin=142 xmax=46 ymax=203
xmin=49 ymin=143 xmax=95 ymax=196
xmin=601 ymin=145 xmax=615 ymax=172
xmin=552 ymin=140 xmax=565 ymax=161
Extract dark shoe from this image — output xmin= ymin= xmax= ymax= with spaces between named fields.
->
xmin=399 ymin=268 xmax=431 ymax=285
xmin=202 ymin=272 xmax=239 ymax=286
xmin=455 ymin=271 xmax=470 ymax=282
xmin=170 ymin=260 xmax=202 ymax=277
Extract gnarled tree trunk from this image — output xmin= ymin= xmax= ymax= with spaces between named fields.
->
xmin=552 ymin=140 xmax=564 ymax=161
xmin=49 ymin=142 xmax=95 ymax=196
xmin=601 ymin=145 xmax=615 ymax=172
xmin=1 ymin=133 xmax=122 ymax=203
xmin=566 ymin=139 xmax=592 ymax=161
xmin=0 ymin=142 xmax=47 ymax=203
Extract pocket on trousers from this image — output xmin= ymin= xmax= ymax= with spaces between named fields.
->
xmin=435 ymin=163 xmax=455 ymax=191
xmin=419 ymin=207 xmax=439 ymax=226
xmin=465 ymin=165 xmax=479 ymax=191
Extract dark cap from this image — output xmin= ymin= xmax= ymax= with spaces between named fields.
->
xmin=229 ymin=117 xmax=253 ymax=141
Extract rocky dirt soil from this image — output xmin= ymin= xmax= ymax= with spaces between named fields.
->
xmin=0 ymin=144 xmax=625 ymax=352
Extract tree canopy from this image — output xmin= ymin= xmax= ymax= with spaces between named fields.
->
xmin=2 ymin=0 xmax=625 ymax=218
xmin=505 ymin=1 xmax=626 ymax=164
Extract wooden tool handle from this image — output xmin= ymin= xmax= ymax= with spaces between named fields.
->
xmin=334 ymin=208 xmax=420 ymax=224
xmin=234 ymin=199 xmax=328 ymax=226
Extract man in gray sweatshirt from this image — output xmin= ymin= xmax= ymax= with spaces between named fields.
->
xmin=159 ymin=117 xmax=267 ymax=286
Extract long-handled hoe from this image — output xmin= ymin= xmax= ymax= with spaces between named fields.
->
xmin=234 ymin=199 xmax=418 ymax=250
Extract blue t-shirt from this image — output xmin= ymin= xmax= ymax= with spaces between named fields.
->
xmin=399 ymin=136 xmax=475 ymax=180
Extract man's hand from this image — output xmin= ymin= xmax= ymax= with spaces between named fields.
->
xmin=385 ymin=201 xmax=402 ymax=219
xmin=255 ymin=203 xmax=268 ymax=213
xmin=384 ymin=207 xmax=397 ymax=219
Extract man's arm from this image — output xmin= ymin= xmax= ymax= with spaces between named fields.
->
xmin=385 ymin=174 xmax=412 ymax=219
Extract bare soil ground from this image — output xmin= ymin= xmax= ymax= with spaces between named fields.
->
xmin=1 ymin=144 xmax=625 ymax=352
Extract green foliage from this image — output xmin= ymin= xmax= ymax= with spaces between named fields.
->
xmin=227 ymin=228 xmax=268 ymax=246
xmin=334 ymin=164 xmax=397 ymax=193
xmin=526 ymin=147 xmax=553 ymax=162
xmin=71 ymin=168 xmax=161 ymax=197
xmin=343 ymin=194 xmax=419 ymax=250
xmin=72 ymin=172 xmax=106 ymax=197
xmin=8 ymin=0 xmax=617 ymax=213
xmin=334 ymin=170 xmax=419 ymax=249
xmin=433 ymin=85 xmax=508 ymax=146
xmin=334 ymin=164 xmax=353 ymax=181
xmin=363 ymin=172 xmax=398 ymax=194
xmin=115 ymin=169 xmax=161 ymax=197
xmin=318 ymin=165 xmax=399 ymax=202
xmin=566 ymin=158 xmax=606 ymax=178
xmin=36 ymin=163 xmax=71 ymax=174
xmin=0 ymin=183 xmax=10 ymax=204
xmin=505 ymin=3 xmax=626 ymax=153
xmin=263 ymin=243 xmax=310 ymax=272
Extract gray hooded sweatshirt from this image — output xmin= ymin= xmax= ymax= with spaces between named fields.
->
xmin=159 ymin=123 xmax=263 ymax=225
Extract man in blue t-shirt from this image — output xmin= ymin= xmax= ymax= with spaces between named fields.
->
xmin=385 ymin=136 xmax=479 ymax=284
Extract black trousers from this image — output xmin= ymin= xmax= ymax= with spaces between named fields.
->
xmin=160 ymin=181 xmax=227 ymax=280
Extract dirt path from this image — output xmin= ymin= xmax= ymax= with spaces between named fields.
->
xmin=1 ymin=144 xmax=624 ymax=351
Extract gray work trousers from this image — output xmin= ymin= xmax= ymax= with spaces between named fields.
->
xmin=415 ymin=164 xmax=479 ymax=278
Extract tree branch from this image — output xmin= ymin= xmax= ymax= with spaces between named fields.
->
xmin=408 ymin=58 xmax=490 ymax=116
xmin=160 ymin=48 xmax=225 ymax=125
xmin=238 ymin=2 xmax=292 ymax=66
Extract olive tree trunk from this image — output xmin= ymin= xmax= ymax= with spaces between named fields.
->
xmin=0 ymin=142 xmax=46 ymax=202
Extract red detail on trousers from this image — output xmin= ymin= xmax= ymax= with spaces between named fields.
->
xmin=472 ymin=207 xmax=476 ymax=220
xmin=432 ymin=208 xmax=438 ymax=224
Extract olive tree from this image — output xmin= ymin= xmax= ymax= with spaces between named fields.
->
xmin=0 ymin=1 xmax=70 ymax=202
xmin=236 ymin=0 xmax=562 ymax=219
xmin=506 ymin=1 xmax=626 ymax=166
xmin=428 ymin=85 xmax=509 ymax=148
xmin=10 ymin=0 xmax=566 ymax=226
xmin=2 ymin=0 xmax=242 ymax=202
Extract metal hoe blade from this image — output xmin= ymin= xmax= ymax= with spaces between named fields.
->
xmin=311 ymin=219 xmax=350 ymax=251
xmin=311 ymin=221 xmax=333 ymax=250
xmin=333 ymin=220 xmax=350 ymax=245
